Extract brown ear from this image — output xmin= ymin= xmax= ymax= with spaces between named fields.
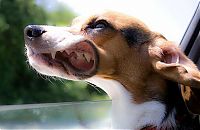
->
xmin=181 ymin=86 xmax=200 ymax=114
xmin=149 ymin=41 xmax=200 ymax=88
xmin=149 ymin=40 xmax=200 ymax=114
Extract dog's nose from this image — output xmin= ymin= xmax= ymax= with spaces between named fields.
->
xmin=24 ymin=25 xmax=46 ymax=38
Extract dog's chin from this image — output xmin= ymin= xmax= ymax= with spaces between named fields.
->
xmin=26 ymin=40 xmax=99 ymax=80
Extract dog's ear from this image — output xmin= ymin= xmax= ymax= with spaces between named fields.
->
xmin=181 ymin=86 xmax=200 ymax=114
xmin=149 ymin=40 xmax=200 ymax=88
xmin=149 ymin=39 xmax=200 ymax=114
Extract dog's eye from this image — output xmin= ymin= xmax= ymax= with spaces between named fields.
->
xmin=86 ymin=20 xmax=108 ymax=30
xmin=94 ymin=21 xmax=107 ymax=29
xmin=85 ymin=20 xmax=109 ymax=34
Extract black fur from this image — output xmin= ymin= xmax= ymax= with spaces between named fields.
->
xmin=121 ymin=28 xmax=151 ymax=46
xmin=162 ymin=80 xmax=200 ymax=130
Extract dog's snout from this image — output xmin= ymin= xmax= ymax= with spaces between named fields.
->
xmin=24 ymin=25 xmax=46 ymax=38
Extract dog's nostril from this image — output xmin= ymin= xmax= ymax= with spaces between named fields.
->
xmin=25 ymin=25 xmax=46 ymax=38
xmin=26 ymin=29 xmax=34 ymax=37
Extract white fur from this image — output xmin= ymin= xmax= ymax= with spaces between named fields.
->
xmin=26 ymin=47 xmax=76 ymax=80
xmin=27 ymin=25 xmax=84 ymax=54
xmin=26 ymin=27 xmax=85 ymax=80
xmin=87 ymin=76 xmax=176 ymax=129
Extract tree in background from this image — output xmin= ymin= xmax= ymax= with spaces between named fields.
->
xmin=0 ymin=0 xmax=106 ymax=105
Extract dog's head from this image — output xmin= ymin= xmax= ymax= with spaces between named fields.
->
xmin=24 ymin=11 xmax=152 ymax=80
xmin=24 ymin=11 xmax=200 ymax=111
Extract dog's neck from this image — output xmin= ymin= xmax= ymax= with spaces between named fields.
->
xmin=87 ymin=76 xmax=176 ymax=129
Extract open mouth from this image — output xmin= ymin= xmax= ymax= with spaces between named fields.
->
xmin=28 ymin=40 xmax=99 ymax=79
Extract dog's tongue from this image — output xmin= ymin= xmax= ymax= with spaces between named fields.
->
xmin=69 ymin=51 xmax=94 ymax=71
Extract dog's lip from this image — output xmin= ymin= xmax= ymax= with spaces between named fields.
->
xmin=27 ymin=40 xmax=99 ymax=79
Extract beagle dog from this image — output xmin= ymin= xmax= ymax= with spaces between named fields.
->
xmin=24 ymin=11 xmax=200 ymax=129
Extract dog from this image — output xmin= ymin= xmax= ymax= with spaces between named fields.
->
xmin=24 ymin=11 xmax=200 ymax=129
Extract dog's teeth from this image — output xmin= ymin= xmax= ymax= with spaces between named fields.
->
xmin=51 ymin=52 xmax=56 ymax=59
xmin=74 ymin=52 xmax=91 ymax=62
xmin=84 ymin=53 xmax=91 ymax=62
xmin=61 ymin=50 xmax=65 ymax=53
xmin=65 ymin=50 xmax=70 ymax=55
xmin=76 ymin=52 xmax=83 ymax=60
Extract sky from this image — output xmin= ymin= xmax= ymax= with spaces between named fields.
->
xmin=43 ymin=0 xmax=199 ymax=44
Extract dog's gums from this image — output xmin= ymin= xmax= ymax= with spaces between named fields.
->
xmin=26 ymin=40 xmax=98 ymax=79
xmin=43 ymin=41 xmax=95 ymax=72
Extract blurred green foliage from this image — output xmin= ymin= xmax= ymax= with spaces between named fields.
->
xmin=0 ymin=0 xmax=106 ymax=105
